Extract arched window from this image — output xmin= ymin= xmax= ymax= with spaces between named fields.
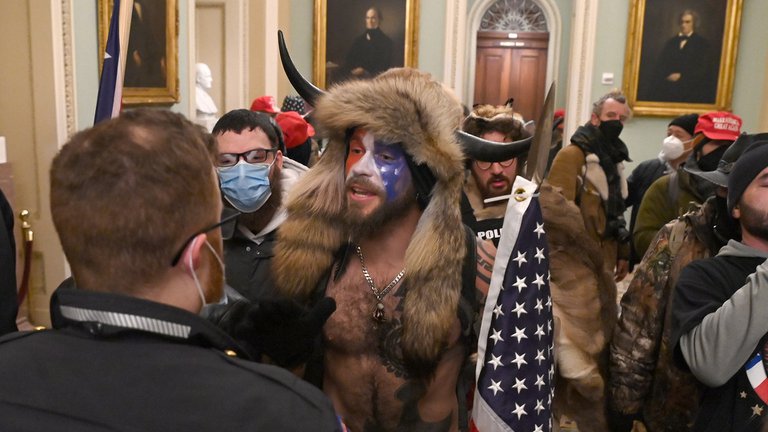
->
xmin=480 ymin=0 xmax=548 ymax=32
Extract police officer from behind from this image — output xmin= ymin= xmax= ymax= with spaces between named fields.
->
xmin=0 ymin=109 xmax=341 ymax=431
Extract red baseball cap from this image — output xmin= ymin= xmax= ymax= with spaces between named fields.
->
xmin=250 ymin=95 xmax=280 ymax=115
xmin=275 ymin=111 xmax=315 ymax=149
xmin=694 ymin=111 xmax=742 ymax=141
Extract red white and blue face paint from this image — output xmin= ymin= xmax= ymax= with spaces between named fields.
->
xmin=346 ymin=128 xmax=411 ymax=203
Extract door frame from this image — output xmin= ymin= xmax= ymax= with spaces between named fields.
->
xmin=463 ymin=0 xmax=561 ymax=107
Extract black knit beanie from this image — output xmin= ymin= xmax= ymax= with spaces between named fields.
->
xmin=668 ymin=113 xmax=699 ymax=136
xmin=727 ymin=139 xmax=768 ymax=213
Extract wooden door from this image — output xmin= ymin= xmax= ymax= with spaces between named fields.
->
xmin=474 ymin=31 xmax=548 ymax=122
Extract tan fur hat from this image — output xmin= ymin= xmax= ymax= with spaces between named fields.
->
xmin=462 ymin=104 xmax=527 ymax=142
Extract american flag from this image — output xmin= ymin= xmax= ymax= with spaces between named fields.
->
xmin=471 ymin=176 xmax=555 ymax=432
xmin=94 ymin=0 xmax=133 ymax=124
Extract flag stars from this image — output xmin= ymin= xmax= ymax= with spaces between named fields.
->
xmin=535 ymin=374 xmax=546 ymax=390
xmin=534 ymin=298 xmax=544 ymax=314
xmin=512 ymin=251 xmax=527 ymax=267
xmin=511 ymin=302 xmax=528 ymax=318
xmin=534 ymin=247 xmax=546 ymax=263
xmin=489 ymin=328 xmax=504 ymax=344
xmin=488 ymin=379 xmax=504 ymax=396
xmin=512 ymin=377 xmax=528 ymax=394
xmin=492 ymin=304 xmax=504 ymax=319
xmin=534 ymin=399 xmax=546 ymax=414
xmin=511 ymin=326 xmax=528 ymax=343
xmin=534 ymin=425 xmax=544 ymax=432
xmin=533 ymin=273 xmax=546 ymax=289
xmin=535 ymin=349 xmax=546 ymax=365
xmin=545 ymin=296 xmax=552 ymax=310
xmin=513 ymin=276 xmax=527 ymax=292
xmin=741 ymin=391 xmax=748 ymax=399
xmin=752 ymin=404 xmax=764 ymax=417
xmin=534 ymin=222 xmax=545 ymax=239
xmin=512 ymin=403 xmax=527 ymax=419
xmin=511 ymin=352 xmax=527 ymax=369
xmin=535 ymin=324 xmax=546 ymax=340
xmin=488 ymin=354 xmax=503 ymax=370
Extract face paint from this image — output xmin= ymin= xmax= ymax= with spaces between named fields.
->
xmin=346 ymin=129 xmax=412 ymax=203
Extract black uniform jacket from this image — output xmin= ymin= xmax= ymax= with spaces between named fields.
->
xmin=0 ymin=286 xmax=342 ymax=431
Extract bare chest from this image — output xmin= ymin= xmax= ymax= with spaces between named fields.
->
xmin=322 ymin=261 xmax=466 ymax=431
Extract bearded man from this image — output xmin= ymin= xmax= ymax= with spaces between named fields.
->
xmin=671 ymin=137 xmax=768 ymax=432
xmin=272 ymin=67 xmax=496 ymax=431
xmin=461 ymin=104 xmax=531 ymax=247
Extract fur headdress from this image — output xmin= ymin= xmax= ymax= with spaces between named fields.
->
xmin=462 ymin=104 xmax=527 ymax=141
xmin=273 ymin=68 xmax=466 ymax=378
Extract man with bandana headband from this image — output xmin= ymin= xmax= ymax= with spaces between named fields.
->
xmin=272 ymin=68 xmax=495 ymax=431
xmin=608 ymin=132 xmax=761 ymax=432
xmin=212 ymin=109 xmax=308 ymax=301
xmin=547 ymin=90 xmax=632 ymax=282
xmin=0 ymin=109 xmax=342 ymax=431
xmin=633 ymin=111 xmax=741 ymax=258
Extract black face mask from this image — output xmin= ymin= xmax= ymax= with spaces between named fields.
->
xmin=599 ymin=120 xmax=624 ymax=140
xmin=697 ymin=145 xmax=728 ymax=172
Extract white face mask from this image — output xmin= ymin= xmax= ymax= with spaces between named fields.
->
xmin=659 ymin=135 xmax=687 ymax=161
xmin=188 ymin=237 xmax=225 ymax=308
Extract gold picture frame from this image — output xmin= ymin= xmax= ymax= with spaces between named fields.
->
xmin=313 ymin=0 xmax=419 ymax=89
xmin=622 ymin=0 xmax=742 ymax=116
xmin=98 ymin=0 xmax=179 ymax=105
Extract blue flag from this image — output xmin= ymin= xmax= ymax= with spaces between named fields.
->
xmin=471 ymin=176 xmax=555 ymax=432
xmin=94 ymin=0 xmax=132 ymax=124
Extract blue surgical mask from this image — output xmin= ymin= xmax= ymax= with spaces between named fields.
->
xmin=217 ymin=159 xmax=273 ymax=213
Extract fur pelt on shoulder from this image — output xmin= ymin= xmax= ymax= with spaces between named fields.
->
xmin=272 ymin=68 xmax=467 ymax=378
xmin=539 ymin=181 xmax=617 ymax=431
xmin=582 ymin=153 xmax=628 ymax=201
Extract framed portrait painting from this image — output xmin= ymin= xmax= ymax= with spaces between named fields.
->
xmin=98 ymin=0 xmax=179 ymax=105
xmin=314 ymin=0 xmax=419 ymax=89
xmin=622 ymin=0 xmax=742 ymax=116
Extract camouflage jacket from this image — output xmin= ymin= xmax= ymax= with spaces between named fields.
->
xmin=608 ymin=197 xmax=723 ymax=432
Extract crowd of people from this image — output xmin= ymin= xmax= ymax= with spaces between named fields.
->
xmin=0 ymin=57 xmax=766 ymax=432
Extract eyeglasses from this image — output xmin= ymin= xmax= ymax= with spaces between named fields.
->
xmin=217 ymin=148 xmax=278 ymax=167
xmin=170 ymin=210 xmax=241 ymax=266
xmin=475 ymin=160 xmax=516 ymax=171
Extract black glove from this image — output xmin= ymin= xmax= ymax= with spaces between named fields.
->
xmin=233 ymin=297 xmax=336 ymax=369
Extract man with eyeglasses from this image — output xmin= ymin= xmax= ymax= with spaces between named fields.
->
xmin=212 ymin=109 xmax=308 ymax=301
xmin=460 ymin=103 xmax=530 ymax=247
xmin=0 ymin=109 xmax=342 ymax=430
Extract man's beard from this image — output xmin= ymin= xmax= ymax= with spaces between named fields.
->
xmin=232 ymin=165 xmax=283 ymax=234
xmin=345 ymin=176 xmax=417 ymax=240
xmin=738 ymin=198 xmax=768 ymax=241
xmin=482 ymin=175 xmax=512 ymax=200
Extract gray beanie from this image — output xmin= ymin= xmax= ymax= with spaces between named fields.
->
xmin=727 ymin=137 xmax=768 ymax=213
